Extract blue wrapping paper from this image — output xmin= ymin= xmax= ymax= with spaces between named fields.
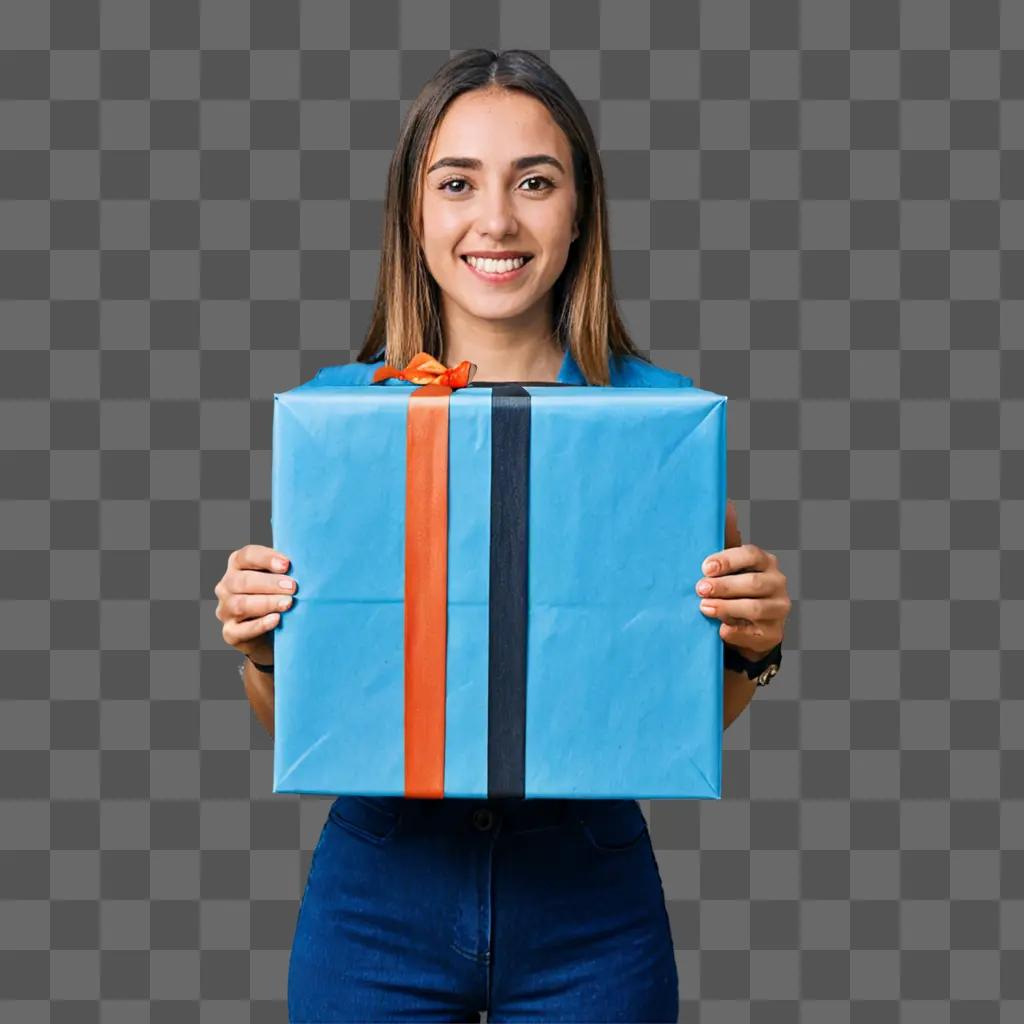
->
xmin=270 ymin=377 xmax=727 ymax=799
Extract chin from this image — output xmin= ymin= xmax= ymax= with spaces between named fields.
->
xmin=463 ymin=299 xmax=532 ymax=321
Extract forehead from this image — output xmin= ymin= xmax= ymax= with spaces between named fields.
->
xmin=425 ymin=88 xmax=571 ymax=164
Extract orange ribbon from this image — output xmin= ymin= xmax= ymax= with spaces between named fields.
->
xmin=373 ymin=352 xmax=478 ymax=795
xmin=403 ymin=382 xmax=451 ymax=798
xmin=372 ymin=351 xmax=477 ymax=389
xmin=384 ymin=352 xmax=474 ymax=796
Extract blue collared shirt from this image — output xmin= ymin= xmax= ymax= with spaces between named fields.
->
xmin=308 ymin=347 xmax=692 ymax=389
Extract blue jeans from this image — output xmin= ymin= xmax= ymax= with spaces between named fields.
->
xmin=288 ymin=795 xmax=679 ymax=1022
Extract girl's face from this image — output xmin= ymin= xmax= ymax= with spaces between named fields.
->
xmin=418 ymin=87 xmax=580 ymax=330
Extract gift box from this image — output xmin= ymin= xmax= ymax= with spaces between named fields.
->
xmin=270 ymin=368 xmax=727 ymax=800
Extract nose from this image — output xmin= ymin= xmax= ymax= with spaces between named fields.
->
xmin=476 ymin=187 xmax=517 ymax=239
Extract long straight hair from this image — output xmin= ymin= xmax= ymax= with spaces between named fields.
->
xmin=354 ymin=48 xmax=649 ymax=387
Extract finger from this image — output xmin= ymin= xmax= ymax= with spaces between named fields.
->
xmin=701 ymin=543 xmax=769 ymax=578
xmin=225 ymin=567 xmax=297 ymax=597
xmin=721 ymin=610 xmax=752 ymax=626
xmin=232 ymin=592 xmax=293 ymax=621
xmin=696 ymin=568 xmax=779 ymax=600
xmin=719 ymin=618 xmax=778 ymax=647
xmin=699 ymin=596 xmax=780 ymax=622
xmin=245 ymin=568 xmax=297 ymax=594
xmin=230 ymin=544 xmax=291 ymax=573
xmin=224 ymin=611 xmax=280 ymax=645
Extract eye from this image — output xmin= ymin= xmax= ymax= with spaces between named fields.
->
xmin=439 ymin=177 xmax=469 ymax=195
xmin=436 ymin=175 xmax=556 ymax=196
xmin=521 ymin=175 xmax=554 ymax=192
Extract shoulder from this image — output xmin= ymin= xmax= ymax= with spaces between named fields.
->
xmin=609 ymin=353 xmax=693 ymax=389
xmin=306 ymin=360 xmax=383 ymax=387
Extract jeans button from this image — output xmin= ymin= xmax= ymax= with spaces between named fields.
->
xmin=471 ymin=808 xmax=495 ymax=831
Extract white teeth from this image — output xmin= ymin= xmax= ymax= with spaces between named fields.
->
xmin=465 ymin=255 xmax=528 ymax=274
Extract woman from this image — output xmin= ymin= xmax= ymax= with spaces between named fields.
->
xmin=214 ymin=49 xmax=791 ymax=1022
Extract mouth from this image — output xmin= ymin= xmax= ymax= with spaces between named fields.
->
xmin=460 ymin=254 xmax=534 ymax=282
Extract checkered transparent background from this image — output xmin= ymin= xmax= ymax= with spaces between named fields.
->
xmin=1 ymin=1 xmax=1022 ymax=1021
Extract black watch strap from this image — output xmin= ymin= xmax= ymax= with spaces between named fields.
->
xmin=723 ymin=641 xmax=782 ymax=686
xmin=246 ymin=654 xmax=275 ymax=674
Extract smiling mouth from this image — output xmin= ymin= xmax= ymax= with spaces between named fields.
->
xmin=460 ymin=255 xmax=534 ymax=280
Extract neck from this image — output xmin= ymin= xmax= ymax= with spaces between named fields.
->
xmin=439 ymin=297 xmax=563 ymax=383
xmin=445 ymin=338 xmax=563 ymax=383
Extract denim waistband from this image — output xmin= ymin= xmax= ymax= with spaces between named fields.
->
xmin=331 ymin=795 xmax=637 ymax=834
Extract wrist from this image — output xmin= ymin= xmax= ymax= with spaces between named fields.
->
xmin=723 ymin=640 xmax=783 ymax=687
xmin=246 ymin=653 xmax=275 ymax=674
xmin=725 ymin=641 xmax=767 ymax=662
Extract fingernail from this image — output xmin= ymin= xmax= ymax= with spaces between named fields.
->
xmin=697 ymin=581 xmax=712 ymax=595
xmin=279 ymin=578 xmax=293 ymax=589
xmin=703 ymin=560 xmax=719 ymax=574
xmin=273 ymin=558 xmax=287 ymax=571
xmin=700 ymin=602 xmax=715 ymax=614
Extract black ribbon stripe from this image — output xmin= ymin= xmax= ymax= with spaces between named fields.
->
xmin=483 ymin=380 xmax=577 ymax=798
xmin=487 ymin=384 xmax=531 ymax=799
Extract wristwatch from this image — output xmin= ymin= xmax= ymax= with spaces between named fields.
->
xmin=723 ymin=641 xmax=782 ymax=686
xmin=244 ymin=654 xmax=275 ymax=675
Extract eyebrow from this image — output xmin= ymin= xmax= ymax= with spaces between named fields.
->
xmin=426 ymin=154 xmax=567 ymax=176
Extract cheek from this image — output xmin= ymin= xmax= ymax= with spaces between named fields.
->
xmin=422 ymin=194 xmax=463 ymax=228
xmin=421 ymin=216 xmax=464 ymax=260
xmin=536 ymin=238 xmax=573 ymax=277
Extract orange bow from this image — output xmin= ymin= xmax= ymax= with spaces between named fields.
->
xmin=372 ymin=351 xmax=477 ymax=389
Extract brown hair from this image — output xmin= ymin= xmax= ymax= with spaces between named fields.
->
xmin=354 ymin=48 xmax=649 ymax=387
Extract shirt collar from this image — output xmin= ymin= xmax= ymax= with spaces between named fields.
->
xmin=557 ymin=346 xmax=587 ymax=385
xmin=373 ymin=347 xmax=590 ymax=385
